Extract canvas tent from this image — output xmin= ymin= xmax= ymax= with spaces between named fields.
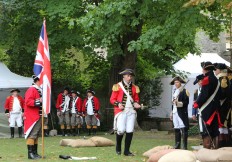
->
xmin=0 ymin=62 xmax=32 ymax=137
xmin=149 ymin=53 xmax=230 ymax=118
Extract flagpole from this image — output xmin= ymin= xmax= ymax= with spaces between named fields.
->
xmin=42 ymin=107 xmax=44 ymax=159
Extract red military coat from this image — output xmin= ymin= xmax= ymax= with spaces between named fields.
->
xmin=70 ymin=97 xmax=82 ymax=114
xmin=4 ymin=95 xmax=24 ymax=113
xmin=24 ymin=86 xmax=41 ymax=138
xmin=56 ymin=93 xmax=71 ymax=111
xmin=110 ymin=82 xmax=140 ymax=116
xmin=82 ymin=96 xmax=100 ymax=114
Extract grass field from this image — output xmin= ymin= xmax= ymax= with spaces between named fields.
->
xmin=0 ymin=131 xmax=201 ymax=162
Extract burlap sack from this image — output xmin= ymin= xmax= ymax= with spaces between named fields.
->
xmin=147 ymin=149 xmax=177 ymax=162
xmin=143 ymin=145 xmax=173 ymax=157
xmin=60 ymin=139 xmax=74 ymax=146
xmin=196 ymin=148 xmax=232 ymax=162
xmin=49 ymin=129 xmax=57 ymax=136
xmin=158 ymin=150 xmax=197 ymax=162
xmin=89 ymin=136 xmax=115 ymax=147
xmin=69 ymin=139 xmax=96 ymax=148
xmin=218 ymin=147 xmax=232 ymax=151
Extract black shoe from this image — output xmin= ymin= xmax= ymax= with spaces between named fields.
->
xmin=44 ymin=129 xmax=49 ymax=137
xmin=27 ymin=145 xmax=39 ymax=159
xmin=61 ymin=129 xmax=65 ymax=136
xmin=33 ymin=144 xmax=42 ymax=158
xmin=88 ymin=129 xmax=91 ymax=136
xmin=124 ymin=152 xmax=134 ymax=156
xmin=116 ymin=151 xmax=121 ymax=155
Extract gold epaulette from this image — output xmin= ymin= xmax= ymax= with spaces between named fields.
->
xmin=134 ymin=85 xmax=140 ymax=93
xmin=186 ymin=90 xmax=190 ymax=97
xmin=221 ymin=77 xmax=228 ymax=88
xmin=112 ymin=84 xmax=119 ymax=91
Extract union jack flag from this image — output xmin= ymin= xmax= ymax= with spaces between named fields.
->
xmin=33 ymin=20 xmax=51 ymax=115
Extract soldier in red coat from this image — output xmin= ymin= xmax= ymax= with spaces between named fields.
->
xmin=82 ymin=88 xmax=100 ymax=135
xmin=110 ymin=68 xmax=141 ymax=156
xmin=24 ymin=75 xmax=42 ymax=159
xmin=56 ymin=87 xmax=71 ymax=136
xmin=4 ymin=88 xmax=24 ymax=138
xmin=70 ymin=90 xmax=83 ymax=136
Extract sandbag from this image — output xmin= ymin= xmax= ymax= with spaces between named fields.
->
xmin=70 ymin=139 xmax=96 ymax=148
xmin=158 ymin=150 xmax=197 ymax=162
xmin=147 ymin=149 xmax=177 ymax=162
xmin=60 ymin=139 xmax=75 ymax=146
xmin=89 ymin=136 xmax=115 ymax=147
xmin=49 ymin=129 xmax=57 ymax=136
xmin=196 ymin=148 xmax=232 ymax=162
xmin=143 ymin=145 xmax=173 ymax=157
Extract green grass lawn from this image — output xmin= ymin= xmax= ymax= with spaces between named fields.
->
xmin=0 ymin=131 xmax=201 ymax=162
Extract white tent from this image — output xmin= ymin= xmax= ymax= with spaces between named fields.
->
xmin=149 ymin=53 xmax=230 ymax=118
xmin=0 ymin=62 xmax=32 ymax=137
xmin=0 ymin=62 xmax=32 ymax=88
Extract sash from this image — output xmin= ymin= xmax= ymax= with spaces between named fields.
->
xmin=199 ymin=81 xmax=220 ymax=114
xmin=118 ymin=82 xmax=134 ymax=104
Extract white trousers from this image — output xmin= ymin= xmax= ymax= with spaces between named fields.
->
xmin=9 ymin=113 xmax=22 ymax=127
xmin=116 ymin=111 xmax=136 ymax=135
xmin=173 ymin=112 xmax=185 ymax=129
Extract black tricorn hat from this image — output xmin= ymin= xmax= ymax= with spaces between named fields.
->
xmin=32 ymin=75 xmax=40 ymax=83
xmin=193 ymin=74 xmax=204 ymax=85
xmin=170 ymin=76 xmax=186 ymax=85
xmin=64 ymin=87 xmax=70 ymax=93
xmin=10 ymin=88 xmax=20 ymax=93
xmin=71 ymin=90 xmax=80 ymax=95
xmin=86 ymin=88 xmax=95 ymax=95
xmin=214 ymin=63 xmax=227 ymax=70
xmin=201 ymin=61 xmax=215 ymax=71
xmin=119 ymin=68 xmax=135 ymax=76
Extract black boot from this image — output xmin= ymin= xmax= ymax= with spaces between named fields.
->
xmin=61 ymin=129 xmax=65 ymax=136
xmin=92 ymin=129 xmax=97 ymax=135
xmin=88 ymin=129 xmax=91 ymax=136
xmin=44 ymin=129 xmax=49 ymax=137
xmin=10 ymin=127 xmax=14 ymax=139
xmin=174 ymin=129 xmax=181 ymax=149
xmin=27 ymin=145 xmax=38 ymax=159
xmin=33 ymin=144 xmax=42 ymax=158
xmin=182 ymin=128 xmax=188 ymax=150
xmin=124 ymin=133 xmax=134 ymax=156
xmin=67 ymin=129 xmax=71 ymax=136
xmin=18 ymin=127 xmax=22 ymax=138
xmin=116 ymin=134 xmax=123 ymax=155
xmin=72 ymin=129 xmax=76 ymax=136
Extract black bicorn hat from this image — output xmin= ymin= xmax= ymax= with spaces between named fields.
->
xmin=170 ymin=76 xmax=186 ymax=85
xmin=86 ymin=88 xmax=95 ymax=95
xmin=193 ymin=74 xmax=204 ymax=85
xmin=32 ymin=75 xmax=40 ymax=83
xmin=201 ymin=61 xmax=216 ymax=71
xmin=10 ymin=88 xmax=20 ymax=93
xmin=71 ymin=90 xmax=80 ymax=95
xmin=119 ymin=68 xmax=135 ymax=76
xmin=213 ymin=63 xmax=227 ymax=70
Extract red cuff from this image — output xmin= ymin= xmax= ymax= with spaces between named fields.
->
xmin=193 ymin=102 xmax=199 ymax=109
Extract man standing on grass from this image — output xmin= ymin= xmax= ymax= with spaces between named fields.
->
xmin=213 ymin=63 xmax=231 ymax=147
xmin=192 ymin=74 xmax=204 ymax=121
xmin=110 ymin=68 xmax=141 ymax=156
xmin=24 ymin=75 xmax=42 ymax=159
xmin=82 ymin=88 xmax=100 ymax=136
xmin=70 ymin=90 xmax=83 ymax=136
xmin=56 ymin=87 xmax=71 ymax=136
xmin=193 ymin=62 xmax=220 ymax=149
xmin=170 ymin=76 xmax=189 ymax=150
xmin=4 ymin=88 xmax=24 ymax=138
